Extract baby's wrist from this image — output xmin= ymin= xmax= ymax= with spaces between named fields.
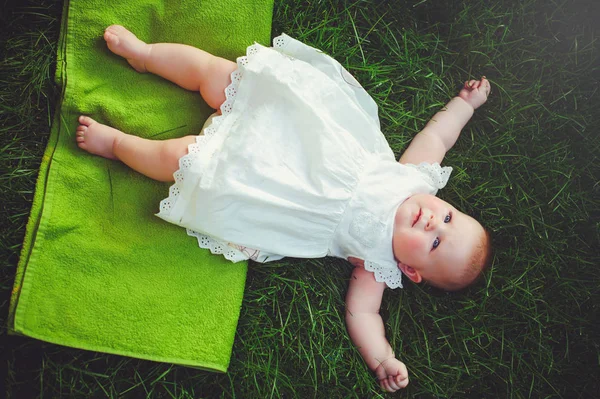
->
xmin=372 ymin=354 xmax=396 ymax=370
xmin=454 ymin=95 xmax=475 ymax=111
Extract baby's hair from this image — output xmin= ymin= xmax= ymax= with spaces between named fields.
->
xmin=462 ymin=227 xmax=492 ymax=288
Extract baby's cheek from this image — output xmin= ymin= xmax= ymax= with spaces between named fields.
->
xmin=404 ymin=235 xmax=426 ymax=252
xmin=393 ymin=231 xmax=428 ymax=260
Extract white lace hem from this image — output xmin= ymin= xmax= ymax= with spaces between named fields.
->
xmin=405 ymin=162 xmax=452 ymax=190
xmin=364 ymin=260 xmax=403 ymax=289
xmin=186 ymin=229 xmax=249 ymax=262
xmin=157 ymin=35 xmax=292 ymax=258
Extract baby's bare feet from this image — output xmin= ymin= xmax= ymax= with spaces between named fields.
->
xmin=76 ymin=116 xmax=122 ymax=160
xmin=103 ymin=25 xmax=150 ymax=73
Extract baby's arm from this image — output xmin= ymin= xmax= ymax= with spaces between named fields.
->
xmin=345 ymin=265 xmax=409 ymax=392
xmin=399 ymin=77 xmax=490 ymax=165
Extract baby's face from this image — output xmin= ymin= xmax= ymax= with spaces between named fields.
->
xmin=392 ymin=194 xmax=484 ymax=287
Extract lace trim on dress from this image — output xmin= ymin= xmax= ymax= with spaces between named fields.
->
xmin=405 ymin=162 xmax=452 ymax=190
xmin=364 ymin=260 xmax=403 ymax=289
xmin=186 ymin=229 xmax=249 ymax=262
xmin=157 ymin=35 xmax=293 ymax=261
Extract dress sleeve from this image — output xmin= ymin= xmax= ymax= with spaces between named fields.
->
xmin=364 ymin=260 xmax=403 ymax=289
xmin=272 ymin=33 xmax=380 ymax=130
xmin=405 ymin=162 xmax=453 ymax=194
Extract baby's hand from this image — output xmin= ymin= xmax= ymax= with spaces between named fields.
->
xmin=458 ymin=77 xmax=491 ymax=110
xmin=375 ymin=357 xmax=409 ymax=392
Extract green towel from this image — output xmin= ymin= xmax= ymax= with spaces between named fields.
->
xmin=9 ymin=0 xmax=273 ymax=372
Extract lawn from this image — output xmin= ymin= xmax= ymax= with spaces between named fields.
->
xmin=1 ymin=0 xmax=598 ymax=397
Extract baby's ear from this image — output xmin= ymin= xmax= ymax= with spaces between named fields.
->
xmin=397 ymin=262 xmax=422 ymax=283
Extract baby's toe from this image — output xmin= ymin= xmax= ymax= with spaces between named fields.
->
xmin=103 ymin=26 xmax=128 ymax=45
xmin=77 ymin=135 xmax=87 ymax=148
xmin=75 ymin=126 xmax=86 ymax=143
xmin=103 ymin=30 xmax=119 ymax=46
xmin=78 ymin=115 xmax=95 ymax=126
xmin=105 ymin=24 xmax=127 ymax=35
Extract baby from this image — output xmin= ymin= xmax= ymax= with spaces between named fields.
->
xmin=76 ymin=25 xmax=492 ymax=392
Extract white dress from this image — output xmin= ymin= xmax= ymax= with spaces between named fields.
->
xmin=157 ymin=34 xmax=452 ymax=289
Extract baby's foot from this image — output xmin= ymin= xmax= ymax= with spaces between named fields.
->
xmin=103 ymin=25 xmax=149 ymax=73
xmin=75 ymin=116 xmax=123 ymax=160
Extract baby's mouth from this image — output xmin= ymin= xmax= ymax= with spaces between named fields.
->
xmin=412 ymin=209 xmax=422 ymax=227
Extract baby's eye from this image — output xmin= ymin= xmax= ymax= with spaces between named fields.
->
xmin=444 ymin=213 xmax=452 ymax=223
xmin=432 ymin=237 xmax=440 ymax=250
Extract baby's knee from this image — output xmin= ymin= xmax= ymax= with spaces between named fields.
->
xmin=161 ymin=136 xmax=196 ymax=171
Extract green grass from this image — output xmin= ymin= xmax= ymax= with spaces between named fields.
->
xmin=2 ymin=0 xmax=599 ymax=397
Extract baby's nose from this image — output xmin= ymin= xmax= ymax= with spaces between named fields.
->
xmin=425 ymin=214 xmax=436 ymax=231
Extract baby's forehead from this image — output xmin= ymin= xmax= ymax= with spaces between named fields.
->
xmin=444 ymin=215 xmax=483 ymax=259
xmin=455 ymin=209 xmax=481 ymax=229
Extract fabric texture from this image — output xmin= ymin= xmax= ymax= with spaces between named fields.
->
xmin=9 ymin=0 xmax=273 ymax=372
xmin=157 ymin=34 xmax=452 ymax=289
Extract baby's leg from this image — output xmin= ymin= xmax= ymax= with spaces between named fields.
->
xmin=76 ymin=116 xmax=194 ymax=182
xmin=103 ymin=25 xmax=237 ymax=110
